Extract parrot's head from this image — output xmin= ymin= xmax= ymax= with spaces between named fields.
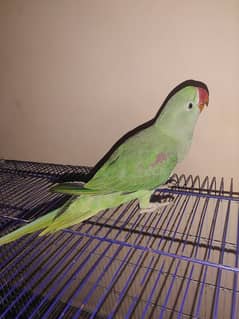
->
xmin=156 ymin=80 xmax=209 ymax=140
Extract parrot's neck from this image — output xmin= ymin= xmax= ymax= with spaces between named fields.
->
xmin=155 ymin=120 xmax=195 ymax=162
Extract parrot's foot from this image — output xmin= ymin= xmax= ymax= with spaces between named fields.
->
xmin=139 ymin=195 xmax=174 ymax=214
xmin=157 ymin=177 xmax=178 ymax=190
xmin=166 ymin=176 xmax=178 ymax=188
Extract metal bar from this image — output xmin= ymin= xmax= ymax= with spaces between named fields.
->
xmin=128 ymin=194 xmax=184 ymax=317
xmin=212 ymin=179 xmax=232 ymax=319
xmin=194 ymin=177 xmax=224 ymax=318
xmin=0 ymin=230 xmax=69 ymax=318
xmin=189 ymin=188 xmax=210 ymax=317
xmin=0 ymin=236 xmax=57 ymax=317
xmin=106 ymin=202 xmax=177 ymax=319
xmin=0 ymin=196 xmax=65 ymax=271
xmin=177 ymin=264 xmax=195 ymax=319
xmin=174 ymin=175 xmax=214 ymax=318
xmin=140 ymin=255 xmax=155 ymax=286
xmin=14 ymin=229 xmax=88 ymax=319
xmin=141 ymin=261 xmax=165 ymax=319
xmin=40 ymin=202 xmax=138 ymax=319
xmin=158 ymin=191 xmax=202 ymax=318
xmin=154 ymin=176 xmax=217 ymax=318
xmin=125 ymin=195 xmax=183 ymax=319
xmin=159 ymin=188 xmax=239 ymax=202
xmin=231 ymin=205 xmax=239 ymax=319
xmin=57 ymin=222 xmax=239 ymax=273
xmin=100 ymin=196 xmax=178 ymax=319
xmin=0 ymin=167 xmax=71 ymax=181
xmin=1 ymin=162 xmax=239 ymax=319
xmin=26 ymin=205 xmax=120 ymax=319
xmin=76 ymin=208 xmax=151 ymax=318
xmin=144 ymin=195 xmax=192 ymax=318
xmin=176 ymin=204 xmax=204 ymax=317
xmin=1 ymin=175 xmax=49 ymax=205
xmin=70 ymin=216 xmax=144 ymax=318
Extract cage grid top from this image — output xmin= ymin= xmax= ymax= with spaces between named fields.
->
xmin=0 ymin=160 xmax=239 ymax=319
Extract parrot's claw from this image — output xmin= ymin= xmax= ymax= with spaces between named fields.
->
xmin=139 ymin=196 xmax=174 ymax=215
xmin=158 ymin=177 xmax=178 ymax=189
xmin=166 ymin=177 xmax=178 ymax=188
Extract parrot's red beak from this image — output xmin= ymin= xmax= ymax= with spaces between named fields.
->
xmin=198 ymin=87 xmax=209 ymax=112
xmin=199 ymin=103 xmax=207 ymax=112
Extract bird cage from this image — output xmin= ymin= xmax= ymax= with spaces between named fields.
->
xmin=0 ymin=160 xmax=239 ymax=319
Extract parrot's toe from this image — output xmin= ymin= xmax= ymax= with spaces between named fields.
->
xmin=157 ymin=177 xmax=178 ymax=189
xmin=166 ymin=177 xmax=178 ymax=188
xmin=139 ymin=198 xmax=174 ymax=215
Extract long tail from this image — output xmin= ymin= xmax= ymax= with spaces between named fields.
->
xmin=0 ymin=190 xmax=137 ymax=246
xmin=0 ymin=208 xmax=59 ymax=246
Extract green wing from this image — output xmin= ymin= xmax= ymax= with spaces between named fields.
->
xmin=53 ymin=125 xmax=178 ymax=195
xmin=86 ymin=127 xmax=177 ymax=192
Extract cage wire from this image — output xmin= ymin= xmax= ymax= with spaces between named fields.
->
xmin=0 ymin=160 xmax=239 ymax=319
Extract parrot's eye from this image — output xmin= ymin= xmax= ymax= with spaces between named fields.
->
xmin=187 ymin=102 xmax=193 ymax=110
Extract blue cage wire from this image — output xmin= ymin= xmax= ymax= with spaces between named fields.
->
xmin=0 ymin=160 xmax=239 ymax=319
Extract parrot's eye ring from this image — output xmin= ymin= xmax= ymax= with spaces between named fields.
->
xmin=187 ymin=102 xmax=193 ymax=110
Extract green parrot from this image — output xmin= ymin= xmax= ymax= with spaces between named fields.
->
xmin=0 ymin=80 xmax=209 ymax=245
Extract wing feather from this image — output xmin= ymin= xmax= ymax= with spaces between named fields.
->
xmin=86 ymin=127 xmax=178 ymax=193
xmin=52 ymin=126 xmax=178 ymax=196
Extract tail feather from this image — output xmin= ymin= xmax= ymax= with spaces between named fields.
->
xmin=51 ymin=182 xmax=107 ymax=196
xmin=0 ymin=191 xmax=130 ymax=246
xmin=0 ymin=209 xmax=59 ymax=246
xmin=51 ymin=182 xmax=85 ymax=195
xmin=39 ymin=209 xmax=95 ymax=236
